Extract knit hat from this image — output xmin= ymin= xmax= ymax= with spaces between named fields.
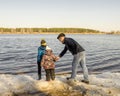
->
xmin=46 ymin=46 xmax=51 ymax=50
xmin=41 ymin=39 xmax=47 ymax=46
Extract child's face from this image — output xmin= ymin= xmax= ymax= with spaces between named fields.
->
xmin=46 ymin=50 xmax=52 ymax=55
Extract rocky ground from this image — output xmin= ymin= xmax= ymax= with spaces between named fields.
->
xmin=0 ymin=72 xmax=120 ymax=96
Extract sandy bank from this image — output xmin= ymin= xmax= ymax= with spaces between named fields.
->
xmin=0 ymin=72 xmax=120 ymax=96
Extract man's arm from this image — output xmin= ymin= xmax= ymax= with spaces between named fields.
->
xmin=59 ymin=46 xmax=68 ymax=58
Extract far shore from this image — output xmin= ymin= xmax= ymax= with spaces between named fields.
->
xmin=0 ymin=32 xmax=120 ymax=35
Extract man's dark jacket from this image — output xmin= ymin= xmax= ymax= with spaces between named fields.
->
xmin=59 ymin=37 xmax=85 ymax=57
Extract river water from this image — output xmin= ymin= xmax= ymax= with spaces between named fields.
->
xmin=0 ymin=34 xmax=120 ymax=77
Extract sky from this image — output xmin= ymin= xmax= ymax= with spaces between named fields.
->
xmin=0 ymin=0 xmax=120 ymax=32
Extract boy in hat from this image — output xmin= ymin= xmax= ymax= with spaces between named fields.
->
xmin=37 ymin=39 xmax=47 ymax=80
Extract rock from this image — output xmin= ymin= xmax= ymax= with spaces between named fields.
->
xmin=0 ymin=73 xmax=120 ymax=96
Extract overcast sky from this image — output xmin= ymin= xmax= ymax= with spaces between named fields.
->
xmin=0 ymin=0 xmax=120 ymax=32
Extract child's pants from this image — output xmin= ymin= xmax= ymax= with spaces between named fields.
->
xmin=37 ymin=62 xmax=41 ymax=79
xmin=45 ymin=69 xmax=55 ymax=81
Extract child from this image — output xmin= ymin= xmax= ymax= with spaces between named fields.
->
xmin=41 ymin=46 xmax=57 ymax=81
xmin=37 ymin=39 xmax=47 ymax=80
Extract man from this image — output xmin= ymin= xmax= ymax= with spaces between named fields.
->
xmin=37 ymin=39 xmax=47 ymax=80
xmin=57 ymin=33 xmax=89 ymax=84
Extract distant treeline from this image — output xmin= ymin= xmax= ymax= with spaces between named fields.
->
xmin=107 ymin=31 xmax=120 ymax=34
xmin=0 ymin=28 xmax=104 ymax=34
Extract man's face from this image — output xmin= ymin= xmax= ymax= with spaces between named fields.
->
xmin=58 ymin=36 xmax=65 ymax=43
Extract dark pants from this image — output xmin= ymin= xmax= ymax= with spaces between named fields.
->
xmin=45 ymin=69 xmax=55 ymax=81
xmin=37 ymin=62 xmax=41 ymax=79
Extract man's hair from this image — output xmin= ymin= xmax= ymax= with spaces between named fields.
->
xmin=57 ymin=33 xmax=65 ymax=39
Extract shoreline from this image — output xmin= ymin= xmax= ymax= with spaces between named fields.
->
xmin=0 ymin=72 xmax=120 ymax=96
xmin=0 ymin=32 xmax=119 ymax=35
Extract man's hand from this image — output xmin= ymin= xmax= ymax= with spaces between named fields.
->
xmin=56 ymin=56 xmax=60 ymax=61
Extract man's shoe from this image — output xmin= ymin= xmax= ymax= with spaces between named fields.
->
xmin=66 ymin=77 xmax=78 ymax=82
xmin=66 ymin=77 xmax=72 ymax=80
xmin=81 ymin=80 xmax=89 ymax=84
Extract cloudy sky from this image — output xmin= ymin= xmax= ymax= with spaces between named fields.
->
xmin=0 ymin=0 xmax=120 ymax=32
